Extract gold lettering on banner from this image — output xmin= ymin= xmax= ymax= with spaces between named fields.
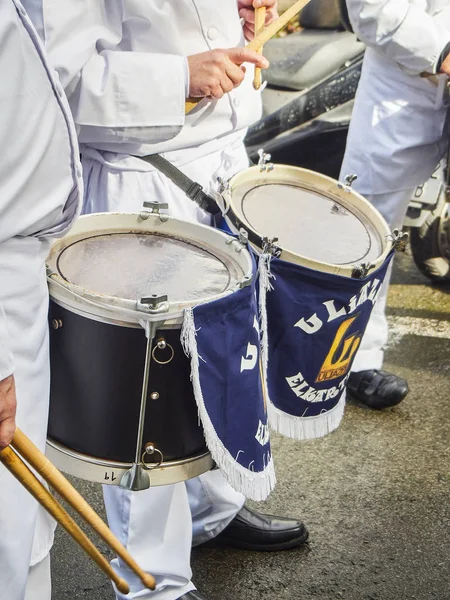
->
xmin=316 ymin=316 xmax=361 ymax=383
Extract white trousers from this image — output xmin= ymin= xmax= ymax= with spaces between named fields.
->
xmin=340 ymin=48 xmax=448 ymax=372
xmin=348 ymin=188 xmax=414 ymax=372
xmin=24 ymin=555 xmax=51 ymax=600
xmin=81 ymin=141 xmax=249 ymax=600
xmin=0 ymin=237 xmax=54 ymax=600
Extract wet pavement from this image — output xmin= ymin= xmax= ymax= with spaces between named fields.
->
xmin=51 ymin=250 xmax=450 ymax=600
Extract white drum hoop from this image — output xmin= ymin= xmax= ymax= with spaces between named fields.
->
xmin=223 ymin=165 xmax=393 ymax=278
xmin=47 ymin=212 xmax=254 ymax=328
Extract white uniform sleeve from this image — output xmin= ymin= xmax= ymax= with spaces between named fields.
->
xmin=346 ymin=1 xmax=450 ymax=74
xmin=35 ymin=0 xmax=187 ymax=145
xmin=0 ymin=305 xmax=14 ymax=381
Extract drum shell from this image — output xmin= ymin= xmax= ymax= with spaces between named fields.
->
xmin=48 ymin=300 xmax=207 ymax=465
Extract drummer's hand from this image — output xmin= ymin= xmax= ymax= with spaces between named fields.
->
xmin=187 ymin=48 xmax=269 ymax=99
xmin=439 ymin=52 xmax=450 ymax=76
xmin=0 ymin=375 xmax=16 ymax=450
xmin=238 ymin=0 xmax=279 ymax=41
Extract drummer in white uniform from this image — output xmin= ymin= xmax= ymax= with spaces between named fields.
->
xmin=21 ymin=2 xmax=309 ymax=600
xmin=0 ymin=2 xmax=82 ymax=599
xmin=341 ymin=0 xmax=450 ymax=409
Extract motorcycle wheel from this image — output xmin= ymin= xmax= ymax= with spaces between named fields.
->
xmin=409 ymin=188 xmax=450 ymax=284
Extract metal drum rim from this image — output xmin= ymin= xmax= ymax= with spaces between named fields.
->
xmin=47 ymin=212 xmax=254 ymax=325
xmin=46 ymin=438 xmax=214 ymax=487
xmin=224 ymin=164 xmax=393 ymax=277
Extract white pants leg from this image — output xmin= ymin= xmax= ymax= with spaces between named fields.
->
xmin=188 ymin=470 xmax=245 ymax=546
xmin=103 ymin=484 xmax=195 ymax=600
xmin=83 ymin=141 xmax=249 ymax=599
xmin=24 ymin=555 xmax=51 ymax=600
xmin=350 ymin=188 xmax=415 ymax=372
xmin=0 ymin=237 xmax=54 ymax=600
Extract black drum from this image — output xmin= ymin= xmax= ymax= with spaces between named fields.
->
xmin=46 ymin=212 xmax=254 ymax=490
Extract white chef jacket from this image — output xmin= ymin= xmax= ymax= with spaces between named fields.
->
xmin=346 ymin=0 xmax=450 ymax=74
xmin=0 ymin=0 xmax=82 ymax=383
xmin=24 ymin=0 xmax=262 ymax=162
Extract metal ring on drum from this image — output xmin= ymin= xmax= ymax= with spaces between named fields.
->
xmin=46 ymin=212 xmax=253 ymax=490
xmin=151 ymin=338 xmax=175 ymax=365
xmin=222 ymin=164 xmax=392 ymax=277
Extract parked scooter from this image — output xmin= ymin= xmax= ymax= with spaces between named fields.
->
xmin=245 ymin=0 xmax=450 ymax=282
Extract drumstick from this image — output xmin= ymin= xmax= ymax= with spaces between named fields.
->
xmin=11 ymin=428 xmax=156 ymax=591
xmin=0 ymin=445 xmax=130 ymax=595
xmin=253 ymin=6 xmax=266 ymax=90
xmin=185 ymin=0 xmax=312 ymax=113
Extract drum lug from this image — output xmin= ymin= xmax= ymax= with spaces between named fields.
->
xmin=119 ymin=463 xmax=150 ymax=491
xmin=238 ymin=228 xmax=249 ymax=246
xmin=337 ymin=174 xmax=358 ymax=193
xmin=331 ymin=203 xmax=349 ymax=216
xmin=262 ymin=236 xmax=281 ymax=257
xmin=139 ymin=200 xmax=169 ymax=223
xmin=215 ymin=178 xmax=231 ymax=214
xmin=351 ymin=262 xmax=374 ymax=279
xmin=389 ymin=228 xmax=410 ymax=252
xmin=216 ymin=177 xmax=230 ymax=195
xmin=137 ymin=294 xmax=170 ymax=315
xmin=225 ymin=228 xmax=248 ymax=253
xmin=238 ymin=275 xmax=253 ymax=289
xmin=257 ymin=149 xmax=274 ymax=172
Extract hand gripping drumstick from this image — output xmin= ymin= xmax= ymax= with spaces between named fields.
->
xmin=253 ymin=6 xmax=266 ymax=90
xmin=185 ymin=0 xmax=312 ymax=113
xmin=1 ymin=428 xmax=157 ymax=593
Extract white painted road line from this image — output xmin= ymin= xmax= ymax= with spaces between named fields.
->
xmin=387 ymin=315 xmax=450 ymax=341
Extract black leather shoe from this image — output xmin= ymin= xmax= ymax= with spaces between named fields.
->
xmin=179 ymin=592 xmax=207 ymax=600
xmin=348 ymin=369 xmax=409 ymax=410
xmin=210 ymin=505 xmax=308 ymax=551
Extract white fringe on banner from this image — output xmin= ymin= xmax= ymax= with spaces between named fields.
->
xmin=181 ymin=306 xmax=276 ymax=502
xmin=267 ymin=392 xmax=346 ymax=440
xmin=257 ymin=252 xmax=274 ymax=378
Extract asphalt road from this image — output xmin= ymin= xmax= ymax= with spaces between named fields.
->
xmin=51 ymin=250 xmax=450 ymax=600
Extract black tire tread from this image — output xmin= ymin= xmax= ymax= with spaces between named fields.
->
xmin=409 ymin=190 xmax=450 ymax=284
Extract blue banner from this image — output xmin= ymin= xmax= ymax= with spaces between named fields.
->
xmin=182 ymin=279 xmax=275 ymax=501
xmin=262 ymin=253 xmax=394 ymax=439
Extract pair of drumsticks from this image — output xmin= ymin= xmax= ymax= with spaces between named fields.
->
xmin=0 ymin=428 xmax=155 ymax=595
xmin=186 ymin=0 xmax=312 ymax=113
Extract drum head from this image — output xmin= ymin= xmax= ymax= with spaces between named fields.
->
xmin=225 ymin=166 xmax=392 ymax=275
xmin=47 ymin=213 xmax=253 ymax=324
xmin=57 ymin=233 xmax=234 ymax=303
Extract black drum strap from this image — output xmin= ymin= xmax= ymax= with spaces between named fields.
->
xmin=139 ymin=154 xmax=221 ymax=216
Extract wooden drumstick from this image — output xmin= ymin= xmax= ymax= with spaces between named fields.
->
xmin=253 ymin=6 xmax=266 ymax=90
xmin=0 ymin=445 xmax=130 ymax=596
xmin=11 ymin=428 xmax=156 ymax=592
xmin=185 ymin=0 xmax=312 ymax=113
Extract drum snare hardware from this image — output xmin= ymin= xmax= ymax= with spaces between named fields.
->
xmin=46 ymin=212 xmax=254 ymax=490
